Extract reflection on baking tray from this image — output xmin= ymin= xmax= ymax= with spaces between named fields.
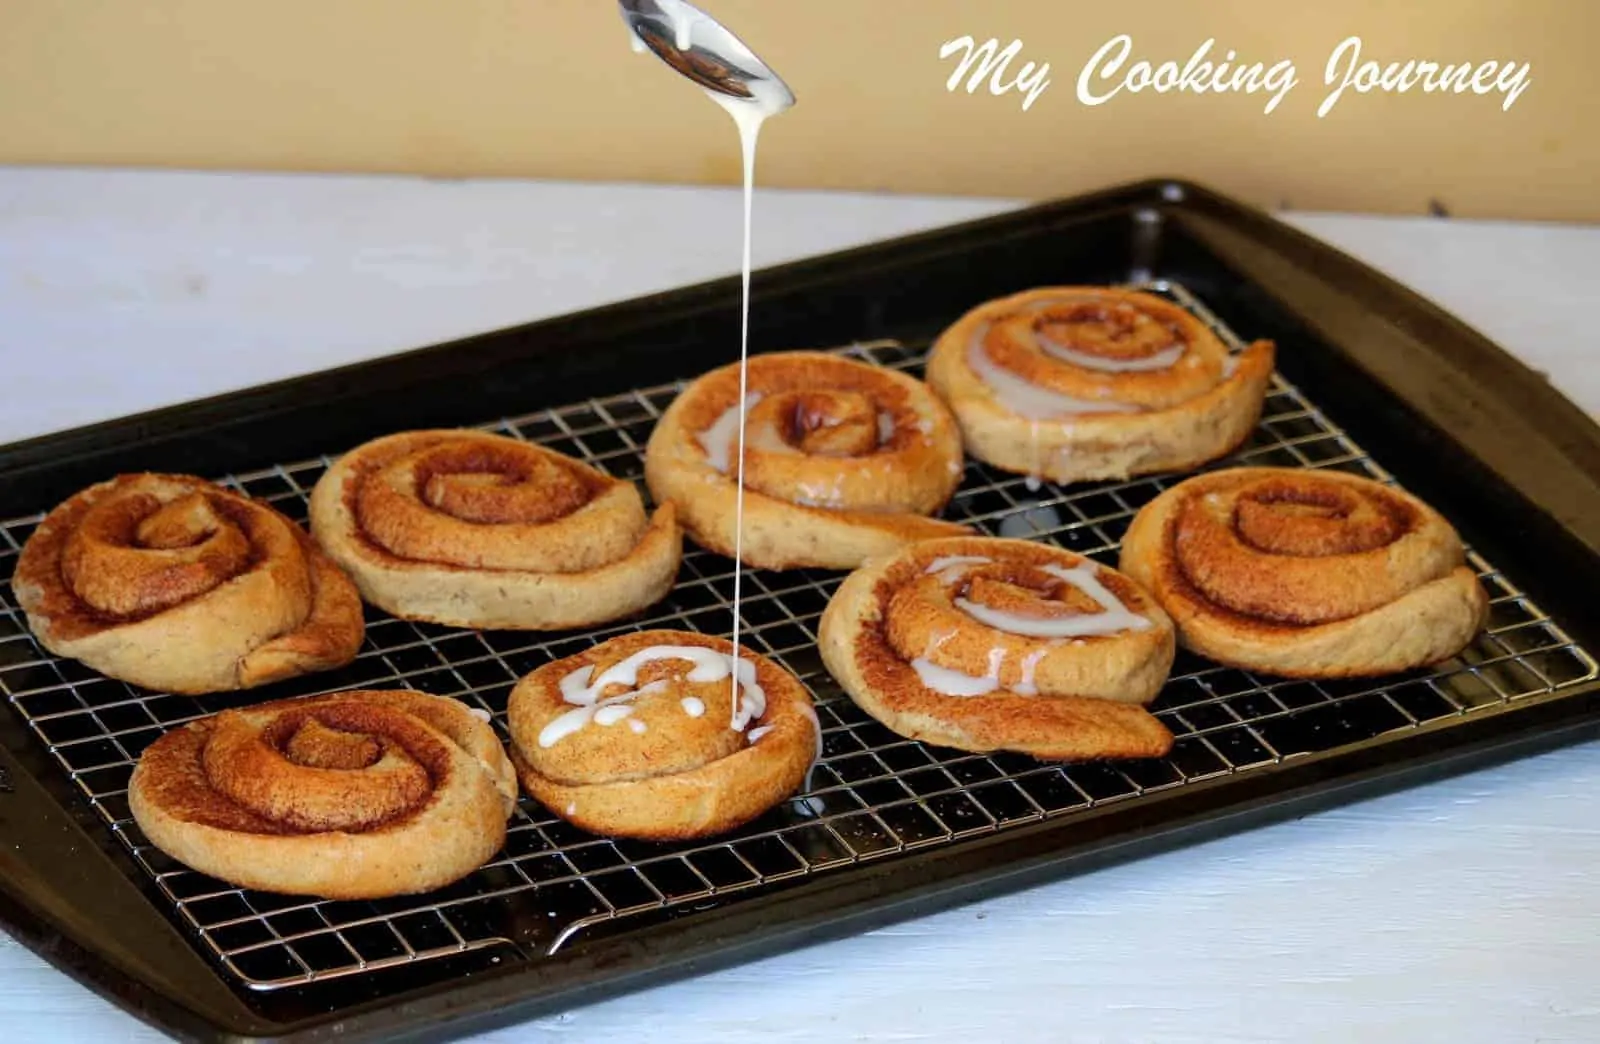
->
xmin=0 ymin=281 xmax=1592 ymax=990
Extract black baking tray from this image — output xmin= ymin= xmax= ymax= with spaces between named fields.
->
xmin=1 ymin=178 xmax=1598 ymax=1043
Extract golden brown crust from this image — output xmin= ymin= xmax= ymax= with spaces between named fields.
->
xmin=644 ymin=351 xmax=970 ymax=570
xmin=308 ymin=430 xmax=680 ymax=629
xmin=924 ymin=287 xmax=1274 ymax=483
xmin=12 ymin=474 xmax=363 ymax=695
xmin=819 ymin=537 xmax=1175 ymax=760
xmin=127 ymin=689 xmax=516 ymax=899
xmin=507 ymin=630 xmax=818 ymax=840
xmin=1119 ymin=467 xmax=1489 ymax=677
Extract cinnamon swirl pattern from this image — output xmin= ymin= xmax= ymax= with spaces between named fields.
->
xmin=925 ymin=287 xmax=1275 ymax=484
xmin=507 ymin=630 xmax=818 ymax=840
xmin=1120 ymin=467 xmax=1489 ymax=678
xmin=820 ymin=537 xmax=1175 ymax=760
xmin=12 ymin=474 xmax=363 ymax=695
xmin=309 ymin=430 xmax=680 ymax=630
xmin=128 ymin=689 xmax=517 ymax=899
xmin=644 ymin=351 xmax=969 ymax=570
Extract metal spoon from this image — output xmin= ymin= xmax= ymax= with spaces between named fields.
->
xmin=618 ymin=0 xmax=795 ymax=110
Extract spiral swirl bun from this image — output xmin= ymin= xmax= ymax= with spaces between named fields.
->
xmin=644 ymin=351 xmax=970 ymax=570
xmin=507 ymin=630 xmax=818 ymax=840
xmin=925 ymin=287 xmax=1274 ymax=483
xmin=12 ymin=474 xmax=363 ymax=694
xmin=1120 ymin=467 xmax=1489 ymax=677
xmin=128 ymin=689 xmax=517 ymax=898
xmin=820 ymin=537 xmax=1175 ymax=760
xmin=309 ymin=430 xmax=680 ymax=630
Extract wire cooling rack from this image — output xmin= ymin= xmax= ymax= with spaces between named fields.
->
xmin=0 ymin=282 xmax=1593 ymax=992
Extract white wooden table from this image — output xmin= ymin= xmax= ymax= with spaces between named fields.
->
xmin=1 ymin=169 xmax=1597 ymax=1043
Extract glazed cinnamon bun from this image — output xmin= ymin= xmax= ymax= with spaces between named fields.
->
xmin=925 ymin=287 xmax=1274 ymax=484
xmin=507 ymin=630 xmax=818 ymax=840
xmin=644 ymin=351 xmax=969 ymax=570
xmin=819 ymin=537 xmax=1175 ymax=760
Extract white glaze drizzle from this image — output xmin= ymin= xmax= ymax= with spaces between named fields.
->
xmin=1016 ymin=647 xmax=1050 ymax=696
xmin=539 ymin=676 xmax=667 ymax=748
xmin=1018 ymin=296 xmax=1187 ymax=373
xmin=629 ymin=719 xmax=648 ymax=735
xmin=467 ymin=707 xmax=492 ymax=723
xmin=631 ymin=11 xmax=790 ymax=726
xmin=793 ymin=475 xmax=846 ymax=508
xmin=924 ymin=554 xmax=991 ymax=573
xmin=800 ymin=700 xmax=823 ymax=766
xmin=876 ymin=411 xmax=895 ymax=445
xmin=538 ymin=706 xmax=599 ymax=749
xmin=923 ymin=555 xmax=992 ymax=584
xmin=911 ymin=658 xmax=998 ymax=697
xmin=922 ymin=629 xmax=958 ymax=658
xmin=955 ymin=563 xmax=1152 ymax=637
xmin=913 ymin=641 xmax=1068 ymax=698
xmin=728 ymin=658 xmax=767 ymax=731
xmin=704 ymin=70 xmax=791 ymax=728
xmin=967 ymin=325 xmax=1143 ymax=419
xmin=657 ymin=0 xmax=696 ymax=50
xmin=593 ymin=704 xmax=634 ymax=727
xmin=913 ymin=641 xmax=1063 ymax=699
xmin=984 ymin=647 xmax=1005 ymax=681
xmin=697 ymin=392 xmax=763 ymax=472
xmin=1038 ymin=337 xmax=1186 ymax=372
xmin=915 ymin=643 xmax=998 ymax=691
xmin=1026 ymin=416 xmax=1043 ymax=489
xmin=681 ymin=696 xmax=706 ymax=718
xmin=792 ymin=795 xmax=826 ymax=817
xmin=538 ymin=646 xmax=765 ymax=748
xmin=799 ymin=704 xmax=826 ymax=796
xmin=998 ymin=501 xmax=1065 ymax=540
xmin=747 ymin=724 xmax=774 ymax=743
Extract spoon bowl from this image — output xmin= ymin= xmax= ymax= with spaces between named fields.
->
xmin=618 ymin=0 xmax=795 ymax=110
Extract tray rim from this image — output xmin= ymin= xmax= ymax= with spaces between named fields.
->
xmin=2 ymin=175 xmax=1599 ymax=1043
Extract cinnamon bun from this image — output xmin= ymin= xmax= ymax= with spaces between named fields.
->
xmin=128 ymin=689 xmax=517 ymax=899
xmin=819 ymin=537 xmax=1175 ymax=760
xmin=308 ymin=430 xmax=679 ymax=630
xmin=925 ymin=287 xmax=1274 ymax=484
xmin=507 ymin=629 xmax=818 ymax=840
xmin=1119 ymin=467 xmax=1489 ymax=677
xmin=644 ymin=351 xmax=969 ymax=570
xmin=12 ymin=474 xmax=363 ymax=694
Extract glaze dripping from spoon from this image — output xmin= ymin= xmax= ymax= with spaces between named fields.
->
xmin=620 ymin=0 xmax=795 ymax=726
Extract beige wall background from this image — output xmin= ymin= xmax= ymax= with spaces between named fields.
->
xmin=1 ymin=0 xmax=1593 ymax=221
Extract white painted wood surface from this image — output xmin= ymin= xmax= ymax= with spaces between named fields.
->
xmin=0 ymin=168 xmax=1597 ymax=1043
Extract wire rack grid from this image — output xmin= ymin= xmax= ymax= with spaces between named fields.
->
xmin=0 ymin=281 xmax=1593 ymax=992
